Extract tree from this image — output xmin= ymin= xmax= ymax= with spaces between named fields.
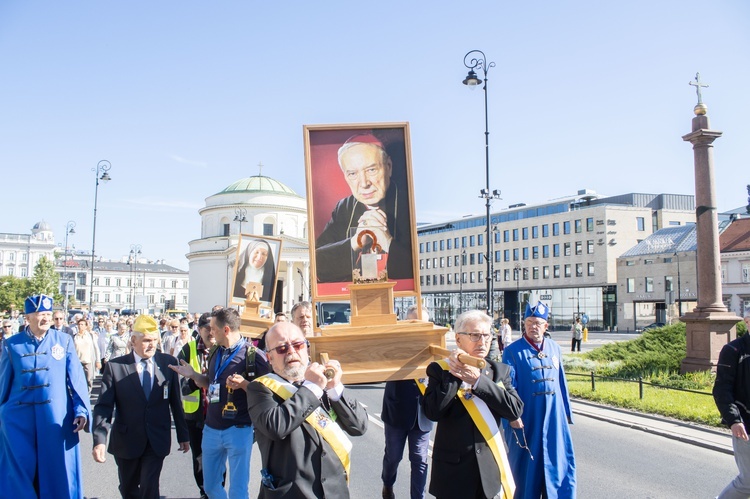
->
xmin=28 ymin=256 xmax=62 ymax=303
xmin=0 ymin=275 xmax=31 ymax=314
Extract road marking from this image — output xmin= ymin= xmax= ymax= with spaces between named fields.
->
xmin=367 ymin=411 xmax=434 ymax=457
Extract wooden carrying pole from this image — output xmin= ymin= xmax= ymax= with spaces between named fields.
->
xmin=429 ymin=345 xmax=486 ymax=369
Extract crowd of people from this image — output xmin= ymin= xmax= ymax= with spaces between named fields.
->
xmin=1 ymin=294 xmax=581 ymax=499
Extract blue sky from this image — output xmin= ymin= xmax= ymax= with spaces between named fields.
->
xmin=1 ymin=1 xmax=748 ymax=271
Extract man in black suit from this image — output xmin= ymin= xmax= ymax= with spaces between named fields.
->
xmin=246 ymin=321 xmax=368 ymax=498
xmin=423 ymin=310 xmax=523 ymax=499
xmin=381 ymin=306 xmax=434 ymax=499
xmin=92 ymin=314 xmax=190 ymax=499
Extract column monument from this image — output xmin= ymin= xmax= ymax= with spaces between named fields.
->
xmin=680 ymin=73 xmax=742 ymax=372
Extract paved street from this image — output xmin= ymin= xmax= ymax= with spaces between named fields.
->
xmin=82 ymin=376 xmax=736 ymax=499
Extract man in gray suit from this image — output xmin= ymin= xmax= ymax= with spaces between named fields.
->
xmin=246 ymin=322 xmax=368 ymax=498
xmin=92 ymin=315 xmax=189 ymax=499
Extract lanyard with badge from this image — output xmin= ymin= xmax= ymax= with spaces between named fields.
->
xmin=208 ymin=339 xmax=244 ymax=418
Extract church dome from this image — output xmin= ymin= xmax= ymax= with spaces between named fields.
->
xmin=32 ymin=220 xmax=52 ymax=231
xmin=218 ymin=175 xmax=300 ymax=197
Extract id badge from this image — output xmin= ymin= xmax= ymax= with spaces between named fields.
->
xmin=208 ymin=383 xmax=221 ymax=403
xmin=163 ymin=385 xmax=169 ymax=399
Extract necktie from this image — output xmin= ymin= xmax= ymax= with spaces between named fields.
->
xmin=142 ymin=360 xmax=152 ymax=399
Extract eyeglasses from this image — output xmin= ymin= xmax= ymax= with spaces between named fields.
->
xmin=53 ymin=317 xmax=65 ymax=320
xmin=170 ymin=326 xmax=179 ymax=329
xmin=457 ymin=332 xmax=492 ymax=342
xmin=266 ymin=340 xmax=309 ymax=355
xmin=2 ymin=325 xmax=11 ymax=329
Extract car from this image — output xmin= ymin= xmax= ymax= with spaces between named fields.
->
xmin=641 ymin=322 xmax=666 ymax=332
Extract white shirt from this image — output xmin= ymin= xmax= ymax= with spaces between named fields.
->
xmin=133 ymin=352 xmax=154 ymax=390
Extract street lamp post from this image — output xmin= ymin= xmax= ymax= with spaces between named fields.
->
xmin=675 ymin=251 xmax=683 ymax=316
xmin=462 ymin=49 xmax=500 ymax=320
xmin=234 ymin=207 xmax=248 ymax=235
xmin=459 ymin=249 xmax=467 ymax=315
xmin=63 ymin=221 xmax=76 ymax=315
xmin=514 ymin=263 xmax=522 ymax=331
xmin=130 ymin=244 xmax=142 ymax=310
xmin=89 ymin=160 xmax=112 ymax=312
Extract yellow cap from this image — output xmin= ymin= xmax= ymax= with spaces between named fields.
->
xmin=133 ymin=315 xmax=159 ymax=335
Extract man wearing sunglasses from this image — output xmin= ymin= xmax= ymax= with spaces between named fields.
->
xmin=247 ymin=322 xmax=368 ymax=498
xmin=423 ymin=309 xmax=523 ymax=499
xmin=50 ymin=311 xmax=75 ymax=337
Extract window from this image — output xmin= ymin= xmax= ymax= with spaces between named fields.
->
xmin=669 ymin=221 xmax=681 ymax=226
xmin=532 ymin=226 xmax=539 ymax=239
xmin=503 ymin=230 xmax=510 ymax=243
xmin=478 ymin=234 xmax=484 ymax=246
xmin=532 ymin=246 xmax=539 ymax=259
xmin=461 ymin=253 xmax=467 ymax=266
xmin=149 ymin=279 xmax=155 ymax=287
xmin=440 ymin=257 xmax=445 ymax=268
xmin=494 ymin=250 xmax=501 ymax=262
xmin=576 ymin=263 xmax=583 ymax=277
xmin=553 ymin=244 xmax=560 ymax=257
xmin=447 ymin=239 xmax=452 ymax=250
xmin=478 ymin=253 xmax=484 ymax=264
xmin=513 ymin=249 xmax=519 ymax=261
xmin=440 ymin=240 xmax=445 ymax=251
xmin=419 ymin=243 xmax=424 ymax=253
xmin=504 ymin=269 xmax=510 ymax=281
xmin=263 ymin=223 xmax=274 ymax=236
xmin=92 ymin=293 xmax=99 ymax=302
xmin=627 ymin=278 xmax=635 ymax=292
xmin=587 ymin=240 xmax=594 ymax=254
xmin=454 ymin=255 xmax=459 ymax=266
xmin=426 ymin=243 xmax=430 ymax=253
xmin=22 ymin=253 xmax=27 ymax=262
xmin=447 ymin=274 xmax=452 ymax=284
xmin=543 ymin=266 xmax=550 ymax=278
xmin=494 ymin=232 xmax=501 ymax=244
xmin=532 ymin=267 xmax=539 ymax=279
xmin=104 ymin=278 xmax=111 ymax=286
xmin=553 ymin=265 xmax=560 ymax=278
xmin=523 ymin=268 xmax=529 ymax=280
xmin=563 ymin=221 xmax=571 ymax=234
xmin=104 ymin=293 xmax=110 ymax=303
xmin=587 ymin=218 xmax=594 ymax=231
xmin=564 ymin=264 xmax=571 ymax=277
xmin=504 ymin=249 xmax=510 ymax=262
xmin=522 ymin=248 xmax=529 ymax=260
xmin=183 ymin=281 xmax=188 ymax=289
xmin=454 ymin=273 xmax=459 ymax=283
xmin=522 ymin=227 xmax=528 ymax=240
xmin=743 ymin=263 xmax=750 ymax=283
xmin=432 ymin=241 xmax=437 ymax=251
xmin=116 ymin=278 xmax=121 ymax=286
xmin=420 ymin=260 xmax=425 ymax=270
xmin=454 ymin=237 xmax=459 ymax=248
xmin=636 ymin=217 xmax=645 ymax=231
xmin=542 ymin=245 xmax=549 ymax=258
xmin=626 ymin=260 xmax=635 ymax=266
xmin=20 ymin=268 xmax=27 ymax=277
xmin=552 ymin=223 xmax=560 ymax=236
xmin=588 ymin=262 xmax=595 ymax=276
xmin=665 ymin=276 xmax=674 ymax=291
xmin=447 ymin=257 xmax=452 ymax=268
xmin=182 ymin=296 xmax=188 ymax=305
xmin=462 ymin=236 xmax=467 ymax=248
xmin=426 ymin=259 xmax=431 ymax=269
xmin=575 ymin=241 xmax=582 ymax=255
xmin=470 ymin=272 xmax=475 ymax=283
xmin=470 ymin=235 xmax=475 ymax=247
xmin=512 ymin=229 xmax=519 ymax=241
xmin=478 ymin=271 xmax=484 ymax=283
xmin=433 ymin=258 xmax=437 ymax=268
xmin=575 ymin=219 xmax=582 ymax=233
xmin=645 ymin=277 xmax=654 ymax=292
xmin=542 ymin=225 xmax=549 ymax=237
xmin=223 ymin=224 xmax=230 ymax=237
xmin=564 ymin=243 xmax=571 ymax=256
xmin=426 ymin=275 xmax=431 ymax=286
xmin=148 ymin=295 xmax=155 ymax=304
xmin=470 ymin=254 xmax=476 ymax=265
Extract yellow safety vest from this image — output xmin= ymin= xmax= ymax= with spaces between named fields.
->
xmin=182 ymin=340 xmax=201 ymax=414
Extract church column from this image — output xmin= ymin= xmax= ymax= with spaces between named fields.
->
xmin=286 ymin=260 xmax=295 ymax=312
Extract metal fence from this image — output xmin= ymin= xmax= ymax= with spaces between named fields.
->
xmin=567 ymin=371 xmax=713 ymax=400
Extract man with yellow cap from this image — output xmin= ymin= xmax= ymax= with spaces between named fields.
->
xmin=0 ymin=294 xmax=91 ymax=499
xmin=92 ymin=314 xmax=189 ymax=499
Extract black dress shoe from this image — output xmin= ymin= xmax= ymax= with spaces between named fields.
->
xmin=382 ymin=485 xmax=395 ymax=499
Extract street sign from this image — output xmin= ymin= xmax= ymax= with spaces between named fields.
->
xmin=581 ymin=313 xmax=589 ymax=325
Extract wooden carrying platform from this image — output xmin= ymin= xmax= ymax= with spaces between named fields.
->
xmin=309 ymin=321 xmax=448 ymax=384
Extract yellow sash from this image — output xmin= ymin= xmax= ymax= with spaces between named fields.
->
xmin=436 ymin=359 xmax=515 ymax=499
xmin=253 ymin=374 xmax=353 ymax=482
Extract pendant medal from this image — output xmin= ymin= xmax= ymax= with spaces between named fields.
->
xmin=537 ymin=352 xmax=547 ymax=359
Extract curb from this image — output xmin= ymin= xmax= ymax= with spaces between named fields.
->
xmin=572 ymin=398 xmax=733 ymax=455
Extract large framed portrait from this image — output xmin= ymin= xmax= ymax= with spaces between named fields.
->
xmin=303 ymin=122 xmax=420 ymax=300
xmin=230 ymin=235 xmax=283 ymax=308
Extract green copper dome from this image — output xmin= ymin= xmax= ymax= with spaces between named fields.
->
xmin=218 ymin=175 xmax=299 ymax=197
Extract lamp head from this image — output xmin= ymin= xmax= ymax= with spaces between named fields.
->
xmin=463 ymin=69 xmax=482 ymax=86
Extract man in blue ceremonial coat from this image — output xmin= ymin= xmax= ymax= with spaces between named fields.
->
xmin=0 ymin=294 xmax=91 ymax=499
xmin=502 ymin=302 xmax=576 ymax=499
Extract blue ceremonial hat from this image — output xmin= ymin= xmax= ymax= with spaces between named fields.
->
xmin=524 ymin=301 xmax=549 ymax=321
xmin=24 ymin=294 xmax=54 ymax=314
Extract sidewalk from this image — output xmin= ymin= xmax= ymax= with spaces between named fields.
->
xmin=572 ymin=398 xmax=733 ymax=455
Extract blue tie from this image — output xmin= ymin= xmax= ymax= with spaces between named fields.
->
xmin=142 ymin=360 xmax=152 ymax=400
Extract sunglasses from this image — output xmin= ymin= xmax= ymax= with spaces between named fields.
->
xmin=266 ymin=340 xmax=309 ymax=355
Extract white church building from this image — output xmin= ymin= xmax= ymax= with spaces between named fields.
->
xmin=187 ymin=175 xmax=311 ymax=314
